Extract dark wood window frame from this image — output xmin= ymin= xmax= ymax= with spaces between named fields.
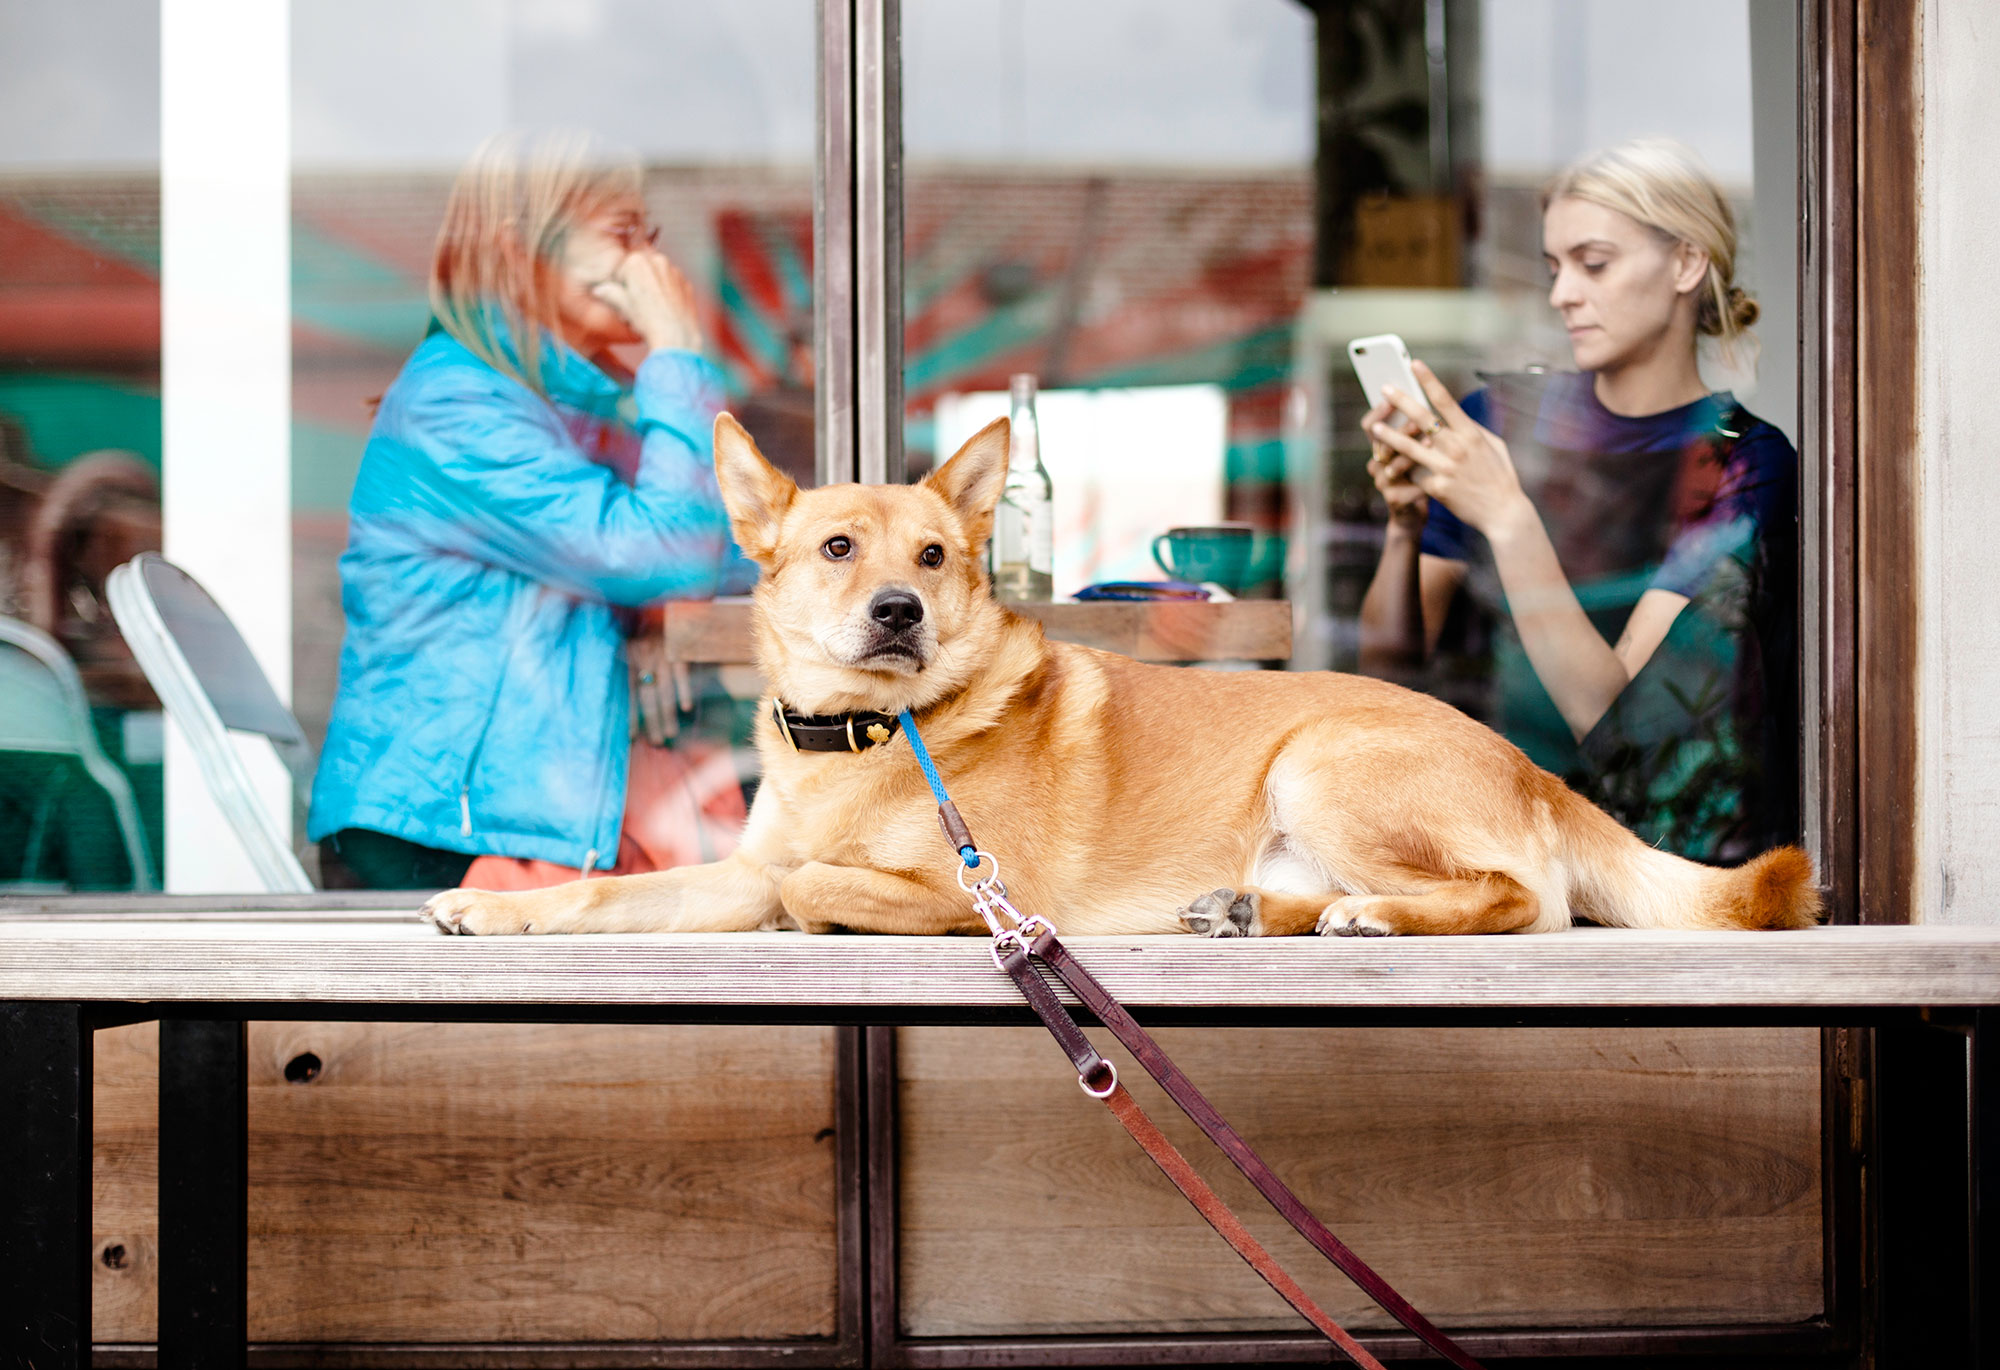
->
xmin=1814 ymin=0 xmax=1920 ymax=929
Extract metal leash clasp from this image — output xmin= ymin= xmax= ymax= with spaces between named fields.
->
xmin=958 ymin=852 xmax=1020 ymax=963
xmin=956 ymin=851 xmax=1058 ymax=967
xmin=955 ymin=850 xmax=1101 ymax=1095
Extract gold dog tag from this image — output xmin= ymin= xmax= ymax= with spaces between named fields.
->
xmin=867 ymin=722 xmax=891 ymax=744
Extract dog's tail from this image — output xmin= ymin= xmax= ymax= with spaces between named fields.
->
xmin=1554 ymin=788 xmax=1821 ymax=931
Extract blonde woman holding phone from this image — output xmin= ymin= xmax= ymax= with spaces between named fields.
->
xmin=1357 ymin=139 xmax=1798 ymax=861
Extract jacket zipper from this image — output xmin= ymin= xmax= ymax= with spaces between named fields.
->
xmin=579 ymin=651 xmax=625 ymax=871
xmin=458 ymin=656 xmax=513 ymax=840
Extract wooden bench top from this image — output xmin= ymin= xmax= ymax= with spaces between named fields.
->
xmin=4 ymin=918 xmax=2000 ymax=1012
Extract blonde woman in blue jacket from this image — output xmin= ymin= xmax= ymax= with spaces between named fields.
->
xmin=308 ymin=133 xmax=754 ymax=889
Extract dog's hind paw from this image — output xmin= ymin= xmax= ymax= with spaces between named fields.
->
xmin=1179 ymin=888 xmax=1260 ymax=938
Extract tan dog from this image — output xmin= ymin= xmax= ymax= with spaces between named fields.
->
xmin=422 ymin=415 xmax=1820 ymax=939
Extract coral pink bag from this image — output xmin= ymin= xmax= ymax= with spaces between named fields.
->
xmin=462 ymin=739 xmax=746 ymax=890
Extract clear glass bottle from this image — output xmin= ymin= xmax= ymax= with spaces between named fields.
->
xmin=991 ymin=373 xmax=1054 ymax=601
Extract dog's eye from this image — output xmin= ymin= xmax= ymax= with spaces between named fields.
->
xmin=919 ymin=544 xmax=944 ymax=568
xmin=822 ymin=536 xmax=853 ymax=560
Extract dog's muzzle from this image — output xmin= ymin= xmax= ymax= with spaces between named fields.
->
xmin=862 ymin=587 xmax=929 ymax=665
xmin=869 ymin=588 xmax=924 ymax=634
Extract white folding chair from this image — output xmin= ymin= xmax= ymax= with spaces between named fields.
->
xmin=106 ymin=552 xmax=314 ymax=892
xmin=0 ymin=616 xmax=157 ymax=891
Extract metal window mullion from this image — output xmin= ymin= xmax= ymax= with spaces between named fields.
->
xmin=854 ymin=0 xmax=902 ymax=485
xmin=815 ymin=0 xmax=857 ymax=487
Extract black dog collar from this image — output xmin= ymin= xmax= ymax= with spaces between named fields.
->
xmin=771 ymin=699 xmax=903 ymax=753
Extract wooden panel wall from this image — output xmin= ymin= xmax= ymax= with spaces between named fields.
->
xmin=898 ymin=1027 xmax=1821 ymax=1336
xmin=91 ymin=1022 xmax=841 ymax=1343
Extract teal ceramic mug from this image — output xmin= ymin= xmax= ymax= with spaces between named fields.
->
xmin=1151 ymin=524 xmax=1258 ymax=592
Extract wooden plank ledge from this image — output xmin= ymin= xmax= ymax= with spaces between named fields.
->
xmin=3 ymin=921 xmax=1999 ymax=1009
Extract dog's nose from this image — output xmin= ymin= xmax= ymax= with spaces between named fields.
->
xmin=869 ymin=588 xmax=925 ymax=634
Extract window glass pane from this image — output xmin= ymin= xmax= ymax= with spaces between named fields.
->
xmin=898 ymin=1 xmax=1811 ymax=1339
xmin=0 ymin=4 xmax=165 ymax=892
xmin=2 ymin=2 xmax=817 ymax=896
xmin=902 ymin=0 xmax=1800 ymax=865
xmin=292 ymin=0 xmax=814 ymax=894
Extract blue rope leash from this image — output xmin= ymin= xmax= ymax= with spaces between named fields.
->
xmin=898 ymin=708 xmax=981 ymax=868
xmin=897 ymin=708 xmax=950 ymax=803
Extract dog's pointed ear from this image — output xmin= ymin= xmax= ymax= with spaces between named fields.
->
xmin=713 ymin=413 xmax=798 ymax=563
xmin=922 ymin=417 xmax=1010 ymax=537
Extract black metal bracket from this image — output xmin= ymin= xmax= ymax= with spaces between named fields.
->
xmin=159 ymin=1019 xmax=249 ymax=1369
xmin=1 ymin=1001 xmax=93 ymax=1370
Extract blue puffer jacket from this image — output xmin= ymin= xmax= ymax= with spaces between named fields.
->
xmin=307 ymin=326 xmax=753 ymax=870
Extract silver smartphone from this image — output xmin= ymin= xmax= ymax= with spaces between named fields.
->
xmin=1348 ymin=333 xmax=1437 ymax=421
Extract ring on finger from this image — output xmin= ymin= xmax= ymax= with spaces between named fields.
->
xmin=1422 ymin=419 xmax=1444 ymax=437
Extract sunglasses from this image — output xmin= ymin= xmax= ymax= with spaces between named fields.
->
xmin=603 ymin=220 xmax=662 ymax=252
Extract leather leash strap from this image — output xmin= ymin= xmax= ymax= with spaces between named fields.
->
xmin=996 ymin=944 xmax=1388 ymax=1370
xmin=1029 ymin=929 xmax=1485 ymax=1370
xmin=891 ymin=706 xmax=1480 ymax=1368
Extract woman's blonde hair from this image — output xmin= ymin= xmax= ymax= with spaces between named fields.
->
xmin=429 ymin=130 xmax=642 ymax=396
xmin=1543 ymin=138 xmax=1759 ymax=355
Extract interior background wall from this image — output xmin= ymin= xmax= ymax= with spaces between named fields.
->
xmin=1920 ymin=0 xmax=2000 ymax=925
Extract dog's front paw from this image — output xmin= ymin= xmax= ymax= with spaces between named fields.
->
xmin=1315 ymin=897 xmax=1398 ymax=938
xmin=421 ymin=889 xmax=542 ymax=937
xmin=1179 ymin=887 xmax=1260 ymax=938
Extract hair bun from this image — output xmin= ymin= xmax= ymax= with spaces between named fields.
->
xmin=1726 ymin=284 xmax=1760 ymax=331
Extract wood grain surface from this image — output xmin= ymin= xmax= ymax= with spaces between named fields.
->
xmin=1855 ymin=0 xmax=1922 ymax=924
xmin=90 ymin=1022 xmax=840 ymax=1343
xmin=650 ymin=598 xmax=1294 ymax=664
xmin=9 ymin=921 xmax=2000 ymax=1008
xmin=896 ymin=1026 xmax=1822 ymax=1336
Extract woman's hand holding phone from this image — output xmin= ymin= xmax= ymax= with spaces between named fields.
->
xmin=1372 ymin=360 xmax=1532 ymax=544
xmin=1363 ymin=399 xmax=1430 ymax=531
xmin=592 ymin=250 xmax=703 ymax=355
xmin=1351 ymin=334 xmax=1436 ymax=532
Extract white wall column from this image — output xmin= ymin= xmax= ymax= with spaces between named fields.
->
xmin=1922 ymin=0 xmax=2000 ymax=923
xmin=160 ymin=0 xmax=293 ymax=892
